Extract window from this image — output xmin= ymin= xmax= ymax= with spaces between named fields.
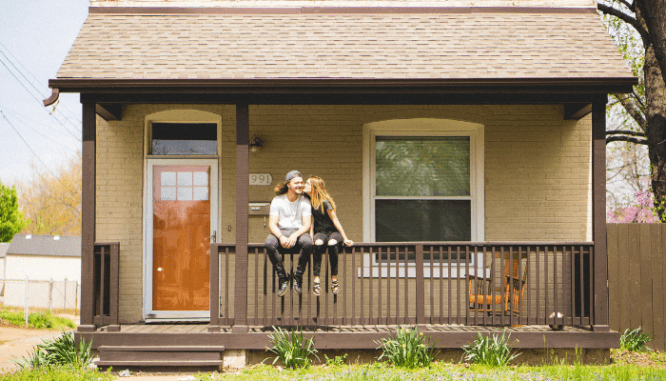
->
xmin=362 ymin=119 xmax=484 ymax=275
xmin=151 ymin=123 xmax=217 ymax=155
xmin=375 ymin=136 xmax=472 ymax=242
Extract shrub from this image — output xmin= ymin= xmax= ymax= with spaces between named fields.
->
xmin=461 ymin=330 xmax=520 ymax=366
xmin=266 ymin=326 xmax=319 ymax=369
xmin=13 ymin=330 xmax=94 ymax=369
xmin=620 ymin=327 xmax=652 ymax=352
xmin=376 ymin=326 xmax=438 ymax=368
xmin=324 ymin=353 xmax=348 ymax=366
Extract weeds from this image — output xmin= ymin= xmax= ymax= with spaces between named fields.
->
xmin=376 ymin=326 xmax=438 ymax=368
xmin=324 ymin=353 xmax=348 ymax=366
xmin=13 ymin=330 xmax=94 ymax=369
xmin=620 ymin=327 xmax=653 ymax=352
xmin=0 ymin=308 xmax=75 ymax=330
xmin=0 ymin=364 xmax=113 ymax=381
xmin=461 ymin=330 xmax=520 ymax=366
xmin=266 ymin=326 xmax=319 ymax=369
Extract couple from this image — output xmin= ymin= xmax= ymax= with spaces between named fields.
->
xmin=265 ymin=170 xmax=353 ymax=297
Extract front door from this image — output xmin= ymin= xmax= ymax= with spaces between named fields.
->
xmin=146 ymin=160 xmax=218 ymax=319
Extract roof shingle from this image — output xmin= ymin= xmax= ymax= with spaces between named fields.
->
xmin=56 ymin=10 xmax=633 ymax=81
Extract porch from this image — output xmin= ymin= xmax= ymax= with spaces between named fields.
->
xmin=83 ymin=240 xmax=619 ymax=365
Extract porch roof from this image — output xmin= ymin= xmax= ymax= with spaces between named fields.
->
xmin=52 ymin=6 xmax=635 ymax=92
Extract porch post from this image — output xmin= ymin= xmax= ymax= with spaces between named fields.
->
xmin=233 ymin=104 xmax=249 ymax=332
xmin=592 ymin=97 xmax=610 ymax=331
xmin=78 ymin=102 xmax=96 ymax=332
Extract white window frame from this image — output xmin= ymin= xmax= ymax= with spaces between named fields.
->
xmin=362 ymin=119 xmax=485 ymax=278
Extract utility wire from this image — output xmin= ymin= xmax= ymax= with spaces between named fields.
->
xmin=0 ymin=109 xmax=57 ymax=177
xmin=0 ymin=108 xmax=76 ymax=151
xmin=0 ymin=42 xmax=82 ymax=125
xmin=0 ymin=55 xmax=81 ymax=142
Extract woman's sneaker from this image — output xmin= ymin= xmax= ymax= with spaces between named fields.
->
xmin=293 ymin=277 xmax=303 ymax=295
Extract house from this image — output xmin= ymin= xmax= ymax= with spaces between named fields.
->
xmin=44 ymin=0 xmax=636 ymax=369
xmin=2 ymin=234 xmax=81 ymax=310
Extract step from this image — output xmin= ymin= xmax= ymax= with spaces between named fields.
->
xmin=97 ymin=345 xmax=225 ymax=365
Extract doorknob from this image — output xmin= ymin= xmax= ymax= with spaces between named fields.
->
xmin=207 ymin=231 xmax=216 ymax=242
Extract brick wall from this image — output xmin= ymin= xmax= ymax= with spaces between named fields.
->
xmin=96 ymin=104 xmax=591 ymax=322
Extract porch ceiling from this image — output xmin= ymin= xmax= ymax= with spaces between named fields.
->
xmin=52 ymin=7 xmax=635 ymax=94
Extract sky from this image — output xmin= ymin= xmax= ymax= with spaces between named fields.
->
xmin=0 ymin=0 xmax=89 ymax=186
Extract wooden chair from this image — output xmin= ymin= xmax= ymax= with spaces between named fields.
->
xmin=468 ymin=257 xmax=527 ymax=315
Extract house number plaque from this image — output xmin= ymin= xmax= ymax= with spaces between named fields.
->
xmin=249 ymin=173 xmax=272 ymax=186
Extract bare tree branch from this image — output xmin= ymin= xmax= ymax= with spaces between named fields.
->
xmin=606 ymin=136 xmax=649 ymax=144
xmin=612 ymin=93 xmax=647 ymax=128
xmin=606 ymin=129 xmax=646 ymax=137
xmin=598 ymin=3 xmax=649 ymax=41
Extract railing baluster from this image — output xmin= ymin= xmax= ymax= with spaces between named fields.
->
xmin=429 ymin=245 xmax=434 ymax=325
xmin=403 ymin=245 xmax=409 ymax=325
xmin=100 ymin=246 xmax=107 ymax=323
xmin=447 ymin=246 xmax=452 ymax=324
xmin=439 ymin=246 xmax=444 ymax=324
xmin=378 ymin=246 xmax=383 ymax=324
xmin=588 ymin=245 xmax=594 ymax=326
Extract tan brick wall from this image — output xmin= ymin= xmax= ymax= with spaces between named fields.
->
xmin=96 ymin=104 xmax=591 ymax=322
xmin=90 ymin=0 xmax=595 ymax=8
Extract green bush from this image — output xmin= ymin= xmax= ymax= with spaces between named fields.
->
xmin=266 ymin=326 xmax=319 ymax=369
xmin=620 ymin=327 xmax=652 ymax=352
xmin=324 ymin=353 xmax=348 ymax=366
xmin=376 ymin=326 xmax=438 ymax=368
xmin=461 ymin=330 xmax=520 ymax=366
xmin=13 ymin=330 xmax=94 ymax=369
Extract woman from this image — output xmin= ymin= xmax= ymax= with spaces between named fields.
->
xmin=303 ymin=176 xmax=353 ymax=296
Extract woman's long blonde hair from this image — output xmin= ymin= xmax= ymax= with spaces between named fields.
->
xmin=308 ymin=176 xmax=336 ymax=213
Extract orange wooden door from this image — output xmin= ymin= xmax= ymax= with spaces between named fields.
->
xmin=152 ymin=165 xmax=211 ymax=311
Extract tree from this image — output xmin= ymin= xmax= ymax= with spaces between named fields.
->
xmin=598 ymin=0 xmax=666 ymax=221
xmin=17 ymin=152 xmax=82 ymax=235
xmin=0 ymin=180 xmax=28 ymax=242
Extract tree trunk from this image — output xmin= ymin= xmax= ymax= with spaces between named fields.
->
xmin=643 ymin=44 xmax=666 ymax=219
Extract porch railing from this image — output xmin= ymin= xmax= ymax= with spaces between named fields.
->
xmin=210 ymin=242 xmax=594 ymax=328
xmin=92 ymin=242 xmax=119 ymax=329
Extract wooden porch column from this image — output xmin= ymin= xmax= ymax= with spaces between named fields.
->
xmin=233 ymin=104 xmax=249 ymax=332
xmin=78 ymin=102 xmax=96 ymax=333
xmin=592 ymin=97 xmax=610 ymax=331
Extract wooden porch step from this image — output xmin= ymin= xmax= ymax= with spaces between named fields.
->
xmin=97 ymin=345 xmax=225 ymax=367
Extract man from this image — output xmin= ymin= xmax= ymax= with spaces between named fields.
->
xmin=265 ymin=170 xmax=313 ymax=296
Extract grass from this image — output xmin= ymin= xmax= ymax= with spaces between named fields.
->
xmin=197 ymin=360 xmax=666 ymax=380
xmin=0 ymin=364 xmax=113 ymax=381
xmin=0 ymin=307 xmax=75 ymax=330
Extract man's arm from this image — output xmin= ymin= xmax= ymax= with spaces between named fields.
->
xmin=268 ymin=214 xmax=289 ymax=248
xmin=287 ymin=214 xmax=311 ymax=245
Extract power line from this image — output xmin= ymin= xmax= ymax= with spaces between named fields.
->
xmin=0 ymin=109 xmax=57 ymax=177
xmin=0 ymin=42 xmax=82 ymax=125
xmin=0 ymin=108 xmax=76 ymax=151
xmin=0 ymin=55 xmax=81 ymax=142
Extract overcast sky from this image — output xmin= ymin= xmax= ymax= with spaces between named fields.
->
xmin=0 ymin=0 xmax=88 ymax=185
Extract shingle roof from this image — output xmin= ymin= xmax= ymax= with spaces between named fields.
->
xmin=56 ymin=8 xmax=632 ymax=81
xmin=7 ymin=235 xmax=81 ymax=257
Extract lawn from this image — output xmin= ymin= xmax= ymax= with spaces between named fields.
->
xmin=195 ymin=350 xmax=666 ymax=381
xmin=0 ymin=306 xmax=75 ymax=330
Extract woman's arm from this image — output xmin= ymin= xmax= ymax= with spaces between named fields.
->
xmin=327 ymin=209 xmax=353 ymax=246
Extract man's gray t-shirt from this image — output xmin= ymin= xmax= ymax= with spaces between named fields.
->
xmin=270 ymin=194 xmax=312 ymax=230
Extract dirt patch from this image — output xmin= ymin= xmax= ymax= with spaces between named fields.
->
xmin=611 ymin=349 xmax=666 ymax=368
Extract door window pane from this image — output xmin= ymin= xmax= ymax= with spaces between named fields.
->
xmin=375 ymin=200 xmax=471 ymax=242
xmin=375 ymin=136 xmax=470 ymax=197
xmin=151 ymin=123 xmax=217 ymax=155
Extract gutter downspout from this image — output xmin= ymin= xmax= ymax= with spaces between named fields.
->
xmin=43 ymin=88 xmax=60 ymax=107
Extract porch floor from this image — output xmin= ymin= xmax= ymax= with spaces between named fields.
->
xmin=83 ymin=323 xmax=619 ymax=351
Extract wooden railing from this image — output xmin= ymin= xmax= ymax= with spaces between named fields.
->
xmin=210 ymin=242 xmax=595 ymax=328
xmin=92 ymin=242 xmax=119 ymax=329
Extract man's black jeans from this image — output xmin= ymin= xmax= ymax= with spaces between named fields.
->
xmin=265 ymin=228 xmax=313 ymax=282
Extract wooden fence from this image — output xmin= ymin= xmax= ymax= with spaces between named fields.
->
xmin=608 ymin=223 xmax=666 ymax=351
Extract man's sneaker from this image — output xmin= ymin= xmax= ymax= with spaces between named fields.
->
xmin=293 ymin=278 xmax=303 ymax=295
xmin=277 ymin=279 xmax=289 ymax=297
